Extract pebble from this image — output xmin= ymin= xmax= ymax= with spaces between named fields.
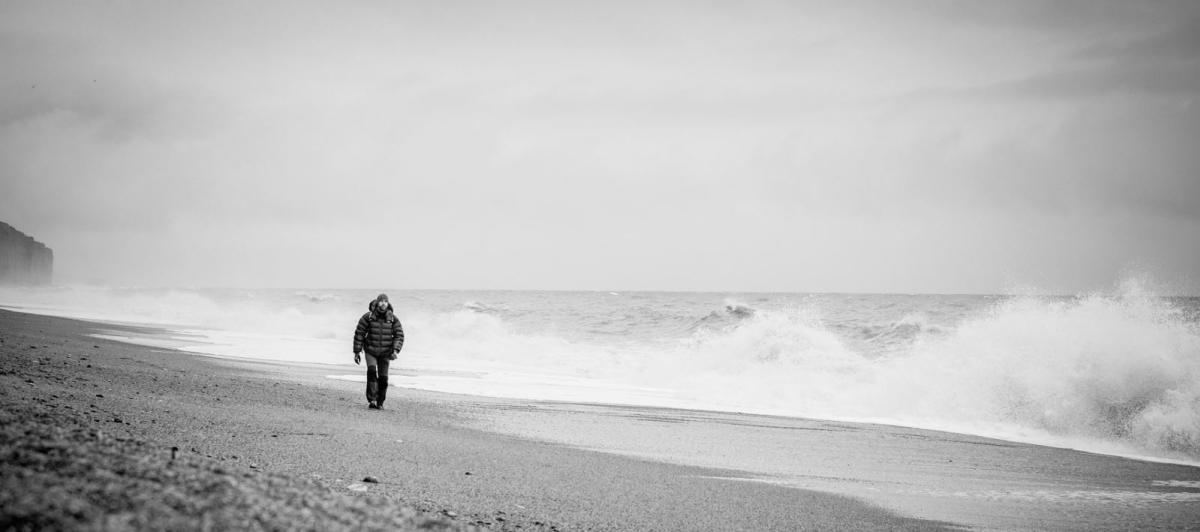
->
xmin=362 ymin=476 xmax=379 ymax=483
xmin=346 ymin=483 xmax=368 ymax=492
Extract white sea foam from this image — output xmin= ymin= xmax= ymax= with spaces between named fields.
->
xmin=2 ymin=281 xmax=1198 ymax=465
xmin=662 ymin=287 xmax=1200 ymax=464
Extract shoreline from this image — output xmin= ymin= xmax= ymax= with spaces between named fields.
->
xmin=0 ymin=309 xmax=953 ymax=530
xmin=4 ymin=308 xmax=1199 ymax=529
xmin=24 ymin=301 xmax=1196 ymax=472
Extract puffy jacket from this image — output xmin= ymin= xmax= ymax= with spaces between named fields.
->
xmin=354 ymin=309 xmax=404 ymax=357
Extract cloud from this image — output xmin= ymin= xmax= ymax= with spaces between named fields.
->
xmin=1 ymin=1 xmax=1198 ymax=291
xmin=0 ymin=31 xmax=226 ymax=145
xmin=967 ymin=62 xmax=1198 ymax=102
xmin=1077 ymin=14 xmax=1200 ymax=62
xmin=858 ymin=10 xmax=1200 ymax=224
xmin=981 ymin=16 xmax=1200 ymax=101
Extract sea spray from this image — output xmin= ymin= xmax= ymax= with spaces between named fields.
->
xmin=647 ymin=284 xmax=1200 ymax=462
xmin=907 ymin=283 xmax=1200 ymax=459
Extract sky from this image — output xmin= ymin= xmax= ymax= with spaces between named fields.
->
xmin=1 ymin=0 xmax=1198 ymax=294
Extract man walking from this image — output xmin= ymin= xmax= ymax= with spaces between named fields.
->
xmin=353 ymin=293 xmax=405 ymax=409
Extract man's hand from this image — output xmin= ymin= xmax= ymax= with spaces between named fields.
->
xmin=389 ymin=350 xmax=398 ymax=361
xmin=354 ymin=353 xmax=361 ymax=365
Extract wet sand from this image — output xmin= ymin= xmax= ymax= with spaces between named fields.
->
xmin=1 ymin=309 xmax=948 ymax=530
xmin=457 ymin=400 xmax=1200 ymax=530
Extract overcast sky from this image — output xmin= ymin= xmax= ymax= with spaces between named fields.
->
xmin=2 ymin=1 xmax=1198 ymax=293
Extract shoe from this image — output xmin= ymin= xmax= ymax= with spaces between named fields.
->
xmin=376 ymin=404 xmax=385 ymax=410
xmin=368 ymin=402 xmax=379 ymax=409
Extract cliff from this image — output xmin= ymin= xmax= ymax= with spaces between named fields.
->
xmin=0 ymin=222 xmax=53 ymax=285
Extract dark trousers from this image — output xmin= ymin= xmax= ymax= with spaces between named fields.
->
xmin=365 ymin=353 xmax=391 ymax=405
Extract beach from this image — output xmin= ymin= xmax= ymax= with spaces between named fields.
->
xmin=2 ymin=308 xmax=1198 ymax=530
xmin=7 ymin=1 xmax=1200 ymax=528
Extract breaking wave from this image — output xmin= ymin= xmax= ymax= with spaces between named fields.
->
xmin=655 ymin=284 xmax=1200 ymax=463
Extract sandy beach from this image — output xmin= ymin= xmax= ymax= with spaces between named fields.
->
xmin=3 ymin=308 xmax=1198 ymax=530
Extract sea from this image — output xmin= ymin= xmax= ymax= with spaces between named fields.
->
xmin=2 ymin=279 xmax=1198 ymax=466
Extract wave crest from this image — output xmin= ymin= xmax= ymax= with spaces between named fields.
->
xmin=936 ymin=288 xmax=1200 ymax=457
xmin=662 ymin=285 xmax=1200 ymax=461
